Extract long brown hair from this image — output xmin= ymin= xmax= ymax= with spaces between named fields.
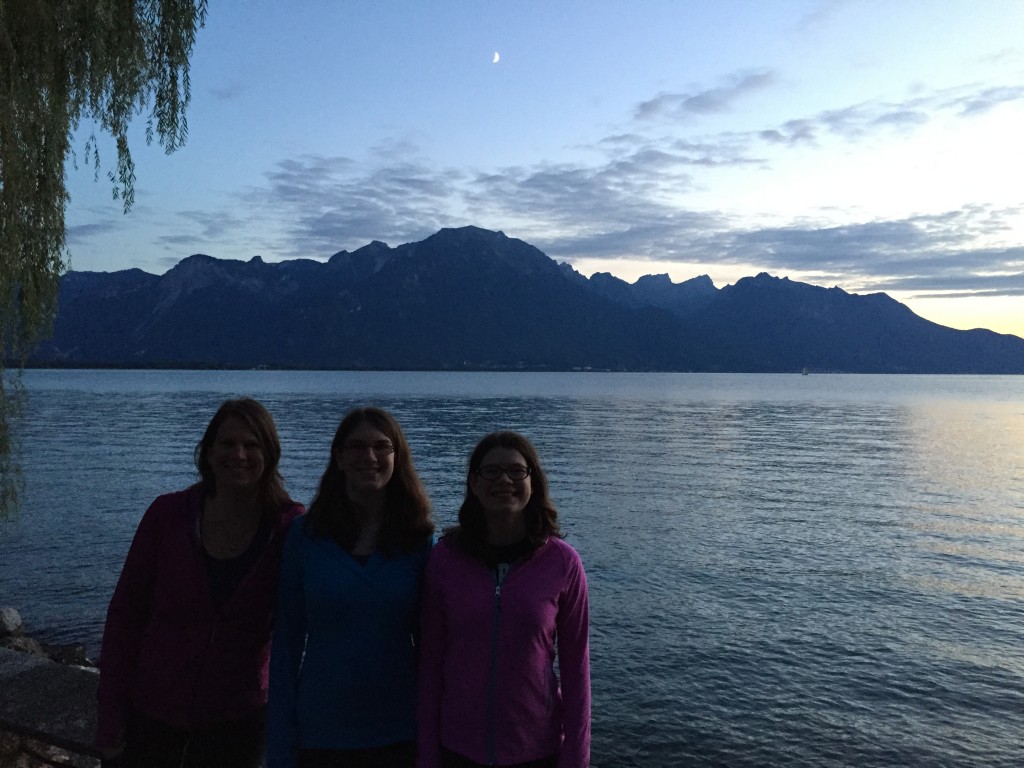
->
xmin=306 ymin=407 xmax=433 ymax=554
xmin=448 ymin=431 xmax=560 ymax=561
xmin=194 ymin=398 xmax=293 ymax=513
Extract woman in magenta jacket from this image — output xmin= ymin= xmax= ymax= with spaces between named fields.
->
xmin=417 ymin=431 xmax=591 ymax=768
xmin=96 ymin=398 xmax=304 ymax=768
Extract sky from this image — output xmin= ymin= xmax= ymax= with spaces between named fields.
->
xmin=64 ymin=0 xmax=1024 ymax=338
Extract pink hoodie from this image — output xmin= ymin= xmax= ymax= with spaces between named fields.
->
xmin=96 ymin=485 xmax=304 ymax=748
xmin=417 ymin=536 xmax=591 ymax=768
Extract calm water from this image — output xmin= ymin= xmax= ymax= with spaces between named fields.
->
xmin=3 ymin=370 xmax=1024 ymax=767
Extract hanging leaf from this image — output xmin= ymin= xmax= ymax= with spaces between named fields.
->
xmin=0 ymin=0 xmax=207 ymax=515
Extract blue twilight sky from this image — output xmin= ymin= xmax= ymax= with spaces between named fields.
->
xmin=64 ymin=0 xmax=1024 ymax=337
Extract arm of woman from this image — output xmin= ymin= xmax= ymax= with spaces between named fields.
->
xmin=556 ymin=549 xmax=591 ymax=768
xmin=415 ymin=547 xmax=446 ymax=768
xmin=266 ymin=519 xmax=307 ymax=768
xmin=95 ymin=498 xmax=163 ymax=750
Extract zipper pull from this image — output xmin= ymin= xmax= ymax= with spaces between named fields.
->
xmin=495 ymin=562 xmax=510 ymax=598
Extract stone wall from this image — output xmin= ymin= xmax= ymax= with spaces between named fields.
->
xmin=0 ymin=730 xmax=97 ymax=768
xmin=0 ymin=609 xmax=99 ymax=768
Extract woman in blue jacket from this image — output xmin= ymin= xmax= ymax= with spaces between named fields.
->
xmin=268 ymin=407 xmax=434 ymax=768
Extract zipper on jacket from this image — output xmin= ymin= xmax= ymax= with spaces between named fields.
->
xmin=188 ymin=620 xmax=220 ymax=724
xmin=487 ymin=563 xmax=511 ymax=766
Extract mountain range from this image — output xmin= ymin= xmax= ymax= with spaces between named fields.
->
xmin=29 ymin=226 xmax=1024 ymax=373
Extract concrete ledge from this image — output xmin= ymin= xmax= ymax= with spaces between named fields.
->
xmin=0 ymin=647 xmax=100 ymax=758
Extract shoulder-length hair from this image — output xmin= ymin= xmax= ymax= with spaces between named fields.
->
xmin=448 ymin=431 xmax=561 ymax=560
xmin=194 ymin=398 xmax=293 ymax=513
xmin=305 ymin=407 xmax=433 ymax=554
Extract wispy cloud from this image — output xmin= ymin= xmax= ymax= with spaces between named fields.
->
xmin=175 ymin=210 xmax=250 ymax=241
xmin=252 ymin=152 xmax=465 ymax=257
xmin=67 ymin=222 xmax=118 ymax=242
xmin=756 ymin=83 xmax=1024 ymax=146
xmin=635 ymin=71 xmax=776 ymax=120
xmin=865 ymin=261 xmax=1024 ymax=299
xmin=719 ymin=211 xmax=1024 ymax=299
xmin=171 ymin=75 xmax=1024 ymax=300
xmin=948 ymin=84 xmax=1024 ymax=116
xmin=208 ymin=81 xmax=248 ymax=101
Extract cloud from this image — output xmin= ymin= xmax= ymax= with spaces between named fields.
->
xmin=795 ymin=0 xmax=853 ymax=32
xmin=66 ymin=222 xmax=118 ymax=243
xmin=786 ymin=100 xmax=931 ymax=142
xmin=172 ymin=75 xmax=1024 ymax=301
xmin=755 ymin=82 xmax=1024 ymax=148
xmin=241 ymin=137 xmax=1022 ymax=300
xmin=717 ymin=210 xmax=1024 ymax=298
xmin=176 ymin=210 xmax=249 ymax=240
xmin=863 ymin=262 xmax=1024 ymax=299
xmin=249 ymin=151 xmax=465 ymax=258
xmin=949 ymin=84 xmax=1024 ymax=116
xmin=151 ymin=210 xmax=254 ymax=259
xmin=208 ymin=81 xmax=248 ymax=101
xmin=635 ymin=71 xmax=776 ymax=120
xmin=870 ymin=109 xmax=929 ymax=129
xmin=759 ymin=120 xmax=817 ymax=146
xmin=157 ymin=233 xmax=204 ymax=247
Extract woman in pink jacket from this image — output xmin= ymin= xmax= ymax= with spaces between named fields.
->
xmin=96 ymin=398 xmax=304 ymax=768
xmin=417 ymin=431 xmax=590 ymax=768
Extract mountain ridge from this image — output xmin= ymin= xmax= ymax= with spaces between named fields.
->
xmin=30 ymin=226 xmax=1024 ymax=373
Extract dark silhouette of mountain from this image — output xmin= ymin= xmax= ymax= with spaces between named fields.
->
xmin=565 ymin=266 xmax=717 ymax=318
xmin=30 ymin=226 xmax=1024 ymax=373
xmin=685 ymin=273 xmax=1024 ymax=373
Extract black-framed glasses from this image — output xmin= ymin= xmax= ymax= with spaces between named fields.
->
xmin=476 ymin=464 xmax=531 ymax=481
xmin=342 ymin=440 xmax=395 ymax=456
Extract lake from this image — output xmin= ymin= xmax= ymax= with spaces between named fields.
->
xmin=2 ymin=370 xmax=1023 ymax=766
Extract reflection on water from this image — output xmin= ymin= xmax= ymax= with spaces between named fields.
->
xmin=3 ymin=370 xmax=1024 ymax=767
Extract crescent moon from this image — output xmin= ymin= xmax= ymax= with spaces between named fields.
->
xmin=493 ymin=51 xmax=500 ymax=64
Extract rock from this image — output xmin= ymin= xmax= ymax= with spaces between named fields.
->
xmin=0 ymin=606 xmax=23 ymax=637
xmin=0 ymin=609 xmax=96 ymax=667
xmin=0 ymin=635 xmax=46 ymax=657
xmin=40 ymin=643 xmax=94 ymax=668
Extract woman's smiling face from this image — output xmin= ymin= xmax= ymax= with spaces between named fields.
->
xmin=335 ymin=421 xmax=396 ymax=498
xmin=207 ymin=416 xmax=266 ymax=493
xmin=469 ymin=446 xmax=533 ymax=520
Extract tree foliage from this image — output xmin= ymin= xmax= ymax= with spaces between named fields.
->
xmin=0 ymin=0 xmax=207 ymax=514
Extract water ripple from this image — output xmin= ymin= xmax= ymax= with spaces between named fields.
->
xmin=4 ymin=371 xmax=1024 ymax=767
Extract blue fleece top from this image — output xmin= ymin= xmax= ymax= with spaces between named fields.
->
xmin=267 ymin=516 xmax=432 ymax=768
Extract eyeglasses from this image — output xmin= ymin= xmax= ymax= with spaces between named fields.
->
xmin=342 ymin=440 xmax=395 ymax=456
xmin=476 ymin=464 xmax=531 ymax=481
